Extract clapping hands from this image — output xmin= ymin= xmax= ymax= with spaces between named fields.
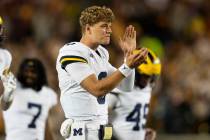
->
xmin=119 ymin=25 xmax=148 ymax=68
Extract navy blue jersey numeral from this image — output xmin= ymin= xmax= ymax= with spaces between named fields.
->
xmin=126 ymin=103 xmax=149 ymax=131
xmin=97 ymin=72 xmax=107 ymax=104
xmin=126 ymin=103 xmax=141 ymax=130
xmin=28 ymin=102 xmax=42 ymax=129
xmin=98 ymin=72 xmax=107 ymax=80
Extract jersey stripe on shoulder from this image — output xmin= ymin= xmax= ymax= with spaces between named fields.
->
xmin=60 ymin=55 xmax=88 ymax=69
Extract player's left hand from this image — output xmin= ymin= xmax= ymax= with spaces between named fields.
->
xmin=119 ymin=25 xmax=136 ymax=55
xmin=144 ymin=128 xmax=156 ymax=140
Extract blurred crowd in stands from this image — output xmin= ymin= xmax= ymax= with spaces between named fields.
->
xmin=1 ymin=0 xmax=210 ymax=135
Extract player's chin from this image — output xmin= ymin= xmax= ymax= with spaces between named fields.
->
xmin=101 ymin=39 xmax=110 ymax=45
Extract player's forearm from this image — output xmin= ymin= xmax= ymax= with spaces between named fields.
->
xmin=96 ymin=70 xmax=126 ymax=96
xmin=81 ymin=70 xmax=126 ymax=97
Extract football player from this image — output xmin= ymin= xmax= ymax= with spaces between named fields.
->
xmin=0 ymin=16 xmax=16 ymax=111
xmin=107 ymin=49 xmax=161 ymax=140
xmin=2 ymin=58 xmax=57 ymax=140
xmin=56 ymin=6 xmax=148 ymax=140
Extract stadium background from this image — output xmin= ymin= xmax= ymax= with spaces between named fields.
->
xmin=1 ymin=0 xmax=210 ymax=139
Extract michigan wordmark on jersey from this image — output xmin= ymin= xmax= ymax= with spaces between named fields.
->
xmin=3 ymin=84 xmax=57 ymax=140
xmin=107 ymin=86 xmax=152 ymax=140
xmin=56 ymin=42 xmax=116 ymax=124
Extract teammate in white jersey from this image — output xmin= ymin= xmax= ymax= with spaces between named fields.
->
xmin=56 ymin=6 xmax=148 ymax=140
xmin=0 ymin=16 xmax=16 ymax=111
xmin=107 ymin=49 xmax=161 ymax=140
xmin=3 ymin=58 xmax=57 ymax=140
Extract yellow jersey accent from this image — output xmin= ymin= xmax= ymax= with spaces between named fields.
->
xmin=60 ymin=57 xmax=87 ymax=64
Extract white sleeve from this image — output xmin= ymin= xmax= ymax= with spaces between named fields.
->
xmin=107 ymin=91 xmax=119 ymax=109
xmin=107 ymin=62 xmax=135 ymax=92
xmin=0 ymin=53 xmax=5 ymax=76
xmin=51 ymin=91 xmax=58 ymax=107
xmin=59 ymin=48 xmax=94 ymax=84
xmin=65 ymin=63 xmax=94 ymax=84
xmin=107 ymin=62 xmax=116 ymax=75
xmin=117 ymin=70 xmax=135 ymax=92
xmin=4 ymin=50 xmax=12 ymax=68
xmin=0 ymin=49 xmax=12 ymax=77
xmin=48 ymin=89 xmax=58 ymax=107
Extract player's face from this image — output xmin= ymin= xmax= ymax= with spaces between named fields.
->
xmin=137 ymin=74 xmax=151 ymax=89
xmin=22 ymin=67 xmax=37 ymax=87
xmin=90 ymin=21 xmax=112 ymax=45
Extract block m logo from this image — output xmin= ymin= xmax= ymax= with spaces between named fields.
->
xmin=73 ymin=128 xmax=83 ymax=136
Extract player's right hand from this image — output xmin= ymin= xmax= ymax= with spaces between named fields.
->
xmin=125 ymin=48 xmax=148 ymax=68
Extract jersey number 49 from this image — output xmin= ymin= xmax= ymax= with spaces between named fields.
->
xmin=126 ymin=103 xmax=149 ymax=131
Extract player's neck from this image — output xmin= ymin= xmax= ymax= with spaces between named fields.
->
xmin=80 ymin=36 xmax=98 ymax=50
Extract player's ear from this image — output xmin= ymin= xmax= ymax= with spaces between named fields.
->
xmin=86 ymin=24 xmax=92 ymax=34
xmin=85 ymin=24 xmax=92 ymax=34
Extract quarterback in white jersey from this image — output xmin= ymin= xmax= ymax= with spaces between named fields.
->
xmin=57 ymin=6 xmax=148 ymax=140
xmin=107 ymin=49 xmax=161 ymax=140
xmin=0 ymin=16 xmax=16 ymax=111
xmin=57 ymin=42 xmax=116 ymax=122
xmin=3 ymin=58 xmax=57 ymax=140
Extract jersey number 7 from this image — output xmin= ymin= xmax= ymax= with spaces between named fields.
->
xmin=27 ymin=102 xmax=42 ymax=129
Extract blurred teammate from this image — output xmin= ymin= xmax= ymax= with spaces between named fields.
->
xmin=0 ymin=16 xmax=16 ymax=110
xmin=3 ymin=58 xmax=57 ymax=140
xmin=56 ymin=5 xmax=148 ymax=140
xmin=107 ymin=49 xmax=161 ymax=140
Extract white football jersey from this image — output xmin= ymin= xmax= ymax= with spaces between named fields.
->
xmin=0 ymin=48 xmax=12 ymax=77
xmin=107 ymin=85 xmax=152 ymax=140
xmin=56 ymin=42 xmax=117 ymax=124
xmin=3 ymin=83 xmax=57 ymax=140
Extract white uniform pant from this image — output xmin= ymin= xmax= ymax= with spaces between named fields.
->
xmin=66 ymin=120 xmax=101 ymax=140
xmin=113 ymin=128 xmax=146 ymax=140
